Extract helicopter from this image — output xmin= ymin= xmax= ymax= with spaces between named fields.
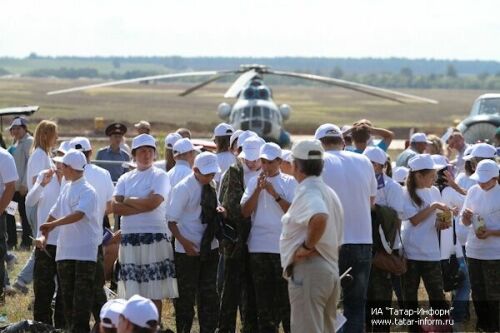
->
xmin=456 ymin=93 xmax=500 ymax=144
xmin=48 ymin=64 xmax=438 ymax=146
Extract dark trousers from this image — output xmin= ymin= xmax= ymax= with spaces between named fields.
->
xmin=92 ymin=246 xmax=107 ymax=325
xmin=174 ymin=250 xmax=219 ymax=333
xmin=57 ymin=260 xmax=96 ymax=333
xmin=6 ymin=191 xmax=32 ymax=248
xmin=366 ymin=265 xmax=393 ymax=333
xmin=0 ymin=214 xmax=7 ymax=297
xmin=33 ymin=245 xmax=65 ymax=328
xmin=218 ymin=245 xmax=258 ymax=333
xmin=402 ymin=260 xmax=448 ymax=332
xmin=467 ymin=258 xmax=500 ymax=332
xmin=249 ymin=253 xmax=290 ymax=333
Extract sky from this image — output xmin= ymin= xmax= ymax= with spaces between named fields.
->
xmin=1 ymin=0 xmax=500 ymax=60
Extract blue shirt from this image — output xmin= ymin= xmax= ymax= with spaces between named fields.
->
xmin=353 ymin=140 xmax=389 ymax=154
xmin=95 ymin=146 xmax=130 ymax=182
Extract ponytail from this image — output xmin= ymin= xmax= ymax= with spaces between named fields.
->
xmin=406 ymin=169 xmax=434 ymax=207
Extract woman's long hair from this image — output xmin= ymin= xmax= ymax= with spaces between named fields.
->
xmin=165 ymin=148 xmax=176 ymax=171
xmin=32 ymin=120 xmax=57 ymax=153
xmin=406 ymin=169 xmax=434 ymax=207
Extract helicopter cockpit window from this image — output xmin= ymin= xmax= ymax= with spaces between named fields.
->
xmin=252 ymin=106 xmax=261 ymax=118
xmin=477 ymin=98 xmax=500 ymax=115
xmin=242 ymin=107 xmax=251 ymax=120
xmin=263 ymin=107 xmax=271 ymax=119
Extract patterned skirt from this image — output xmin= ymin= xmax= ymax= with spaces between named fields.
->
xmin=118 ymin=233 xmax=178 ymax=300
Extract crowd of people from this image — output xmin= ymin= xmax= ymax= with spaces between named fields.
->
xmin=0 ymin=116 xmax=499 ymax=333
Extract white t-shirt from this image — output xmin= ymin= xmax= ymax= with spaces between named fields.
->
xmin=49 ymin=177 xmax=100 ymax=262
xmin=322 ymin=150 xmax=377 ymax=244
xmin=440 ymin=186 xmax=465 ymax=259
xmin=402 ymin=186 xmax=442 ymax=261
xmin=26 ymin=170 xmax=61 ymax=245
xmin=243 ymin=163 xmax=260 ymax=187
xmin=461 ymin=184 xmax=500 ymax=260
xmin=153 ymin=160 xmax=167 ymax=172
xmin=114 ymin=166 xmax=170 ymax=234
xmin=167 ymin=174 xmax=218 ymax=253
xmin=27 ymin=148 xmax=53 ymax=190
xmin=0 ymin=147 xmax=18 ymax=198
xmin=85 ymin=164 xmax=114 ymax=218
xmin=455 ymin=172 xmax=476 ymax=192
xmin=241 ymin=172 xmax=297 ymax=254
xmin=215 ymin=151 xmax=236 ymax=184
xmin=167 ymin=160 xmax=192 ymax=188
xmin=280 ymin=176 xmax=343 ymax=271
xmin=375 ymin=175 xmax=404 ymax=218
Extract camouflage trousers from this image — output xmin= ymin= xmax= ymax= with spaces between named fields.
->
xmin=91 ymin=246 xmax=107 ymax=326
xmin=217 ymin=244 xmax=258 ymax=333
xmin=33 ymin=245 xmax=65 ymax=328
xmin=57 ymin=260 xmax=96 ymax=333
xmin=366 ymin=265 xmax=394 ymax=333
xmin=249 ymin=253 xmax=290 ymax=333
xmin=174 ymin=249 xmax=219 ymax=333
xmin=402 ymin=260 xmax=449 ymax=332
xmin=467 ymin=258 xmax=500 ymax=332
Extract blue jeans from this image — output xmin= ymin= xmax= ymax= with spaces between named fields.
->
xmin=339 ymin=244 xmax=372 ymax=333
xmin=452 ymin=256 xmax=471 ymax=322
xmin=17 ymin=249 xmax=35 ymax=285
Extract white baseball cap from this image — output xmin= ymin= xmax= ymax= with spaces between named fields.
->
xmin=239 ymin=136 xmax=265 ymax=161
xmin=281 ymin=149 xmax=293 ymax=163
xmin=121 ymin=295 xmax=159 ymax=329
xmin=69 ymin=137 xmax=92 ymax=152
xmin=392 ymin=166 xmax=409 ymax=183
xmin=431 ymin=154 xmax=449 ymax=169
xmin=173 ymin=138 xmax=200 ymax=156
xmin=292 ymin=139 xmax=324 ymax=160
xmin=56 ymin=141 xmax=71 ymax=154
xmin=100 ymin=299 xmax=126 ymax=328
xmin=314 ymin=123 xmax=342 ymax=140
xmin=229 ymin=129 xmax=244 ymax=148
xmin=237 ymin=130 xmax=258 ymax=148
xmin=7 ymin=117 xmax=27 ymax=130
xmin=363 ymin=146 xmax=387 ymax=165
xmin=410 ymin=132 xmax=432 ymax=144
xmin=470 ymin=160 xmax=499 ymax=183
xmin=131 ymin=134 xmax=156 ymax=150
xmin=408 ymin=154 xmax=446 ymax=171
xmin=194 ymin=151 xmax=221 ymax=175
xmin=53 ymin=149 xmax=87 ymax=171
xmin=214 ymin=123 xmax=234 ymax=137
xmin=260 ymin=143 xmax=282 ymax=161
xmin=164 ymin=132 xmax=182 ymax=150
xmin=464 ymin=143 xmax=497 ymax=160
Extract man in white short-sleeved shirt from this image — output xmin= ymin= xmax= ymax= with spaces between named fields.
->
xmin=241 ymin=142 xmax=297 ymax=333
xmin=168 ymin=152 xmax=221 ymax=333
xmin=315 ymin=123 xmax=377 ymax=333
xmin=0 ymin=147 xmax=18 ymax=303
xmin=213 ymin=123 xmax=236 ymax=185
xmin=167 ymin=138 xmax=197 ymax=188
xmin=39 ymin=149 xmax=100 ymax=333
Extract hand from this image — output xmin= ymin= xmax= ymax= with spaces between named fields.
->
xmin=258 ymin=174 xmax=277 ymax=198
xmin=451 ymin=206 xmax=460 ymax=216
xmin=35 ymin=236 xmax=47 ymax=249
xmin=40 ymin=169 xmax=55 ymax=187
xmin=182 ymin=239 xmax=199 ymax=256
xmin=18 ymin=185 xmax=28 ymax=196
xmin=476 ymin=227 xmax=490 ymax=239
xmin=436 ymin=219 xmax=451 ymax=231
xmin=462 ymin=208 xmax=473 ymax=226
xmin=293 ymin=245 xmax=317 ymax=263
xmin=216 ymin=206 xmax=227 ymax=218
xmin=431 ymin=202 xmax=450 ymax=212
xmin=39 ymin=222 xmax=56 ymax=235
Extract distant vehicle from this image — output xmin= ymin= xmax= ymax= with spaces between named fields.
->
xmin=457 ymin=94 xmax=500 ymax=143
xmin=47 ymin=65 xmax=437 ymax=146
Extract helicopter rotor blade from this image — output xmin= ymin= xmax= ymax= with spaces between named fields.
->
xmin=224 ymin=69 xmax=258 ymax=98
xmin=47 ymin=71 xmax=220 ymax=95
xmin=179 ymin=73 xmax=233 ymax=96
xmin=267 ymin=70 xmax=438 ymax=104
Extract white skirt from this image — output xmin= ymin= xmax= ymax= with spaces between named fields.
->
xmin=118 ymin=233 xmax=178 ymax=300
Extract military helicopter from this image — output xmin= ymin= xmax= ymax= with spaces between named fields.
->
xmin=48 ymin=64 xmax=438 ymax=146
xmin=457 ymin=93 xmax=500 ymax=143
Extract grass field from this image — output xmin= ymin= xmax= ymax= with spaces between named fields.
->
xmin=0 ymin=77 xmax=494 ymax=139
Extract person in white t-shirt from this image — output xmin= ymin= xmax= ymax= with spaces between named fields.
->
xmin=280 ymin=140 xmax=343 ymax=333
xmin=153 ymin=132 xmax=182 ymax=172
xmin=69 ymin=136 xmax=115 ymax=325
xmin=29 ymin=159 xmax=64 ymax=327
xmin=315 ymin=123 xmax=377 ymax=333
xmin=167 ymin=152 xmax=221 ymax=333
xmin=0 ymin=147 xmax=18 ymax=304
xmin=167 ymin=138 xmax=198 ymax=188
xmin=38 ymin=149 xmax=100 ymax=333
xmin=363 ymin=146 xmax=404 ymax=332
xmin=401 ymin=154 xmax=451 ymax=330
xmin=112 ymin=134 xmax=177 ymax=315
xmin=460 ymin=159 xmax=500 ymax=332
xmin=213 ymin=123 xmax=236 ymax=186
xmin=241 ymin=142 xmax=297 ymax=333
